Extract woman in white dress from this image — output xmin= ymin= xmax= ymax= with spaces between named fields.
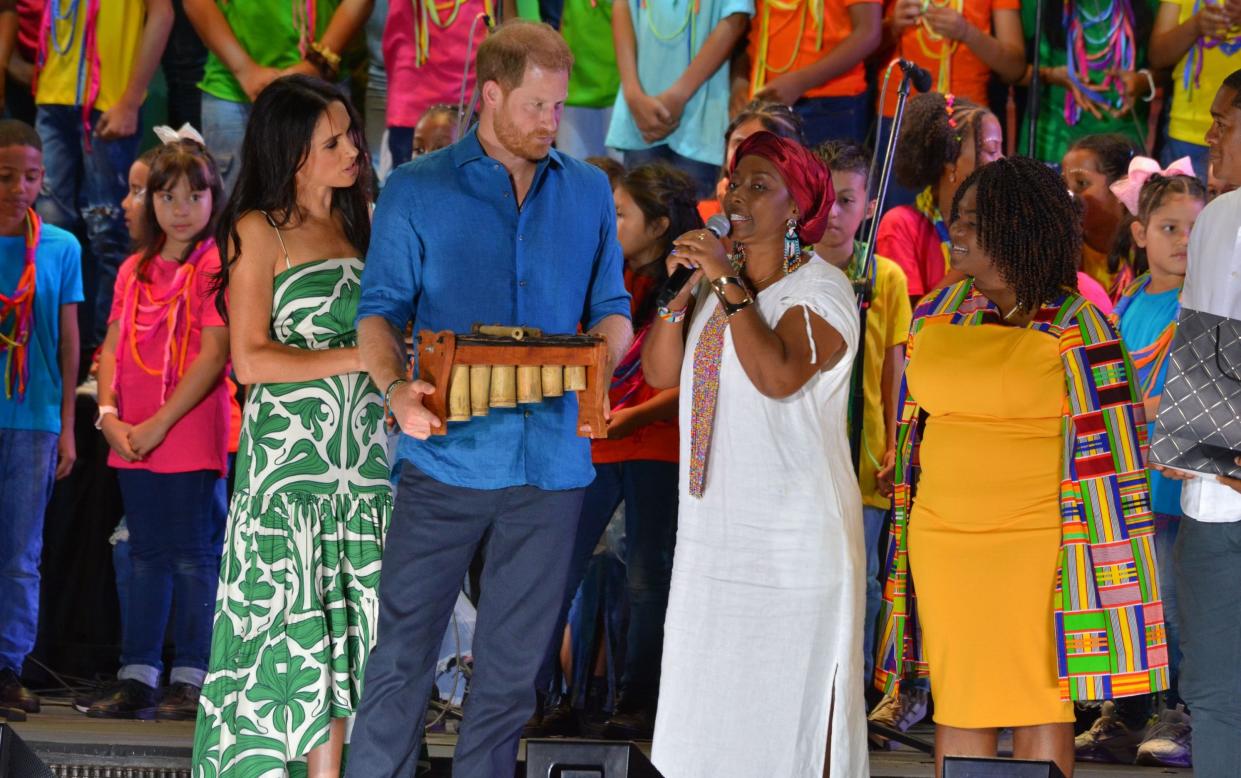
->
xmin=641 ymin=131 xmax=866 ymax=778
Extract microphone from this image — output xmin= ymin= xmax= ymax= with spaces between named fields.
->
xmin=656 ymin=214 xmax=731 ymax=309
xmin=899 ymin=59 xmax=933 ymax=93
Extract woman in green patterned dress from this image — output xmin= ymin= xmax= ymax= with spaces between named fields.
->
xmin=192 ymin=75 xmax=392 ymax=778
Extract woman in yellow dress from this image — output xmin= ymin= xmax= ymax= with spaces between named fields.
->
xmin=875 ymin=156 xmax=1169 ymax=777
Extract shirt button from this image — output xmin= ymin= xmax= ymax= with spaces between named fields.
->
xmin=519 ymin=280 xmax=527 ymax=287
xmin=518 ymin=235 xmax=523 ymax=241
xmin=524 ymin=410 xmax=532 ymax=418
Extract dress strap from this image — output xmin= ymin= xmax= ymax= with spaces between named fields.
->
xmin=260 ymin=210 xmax=293 ymax=271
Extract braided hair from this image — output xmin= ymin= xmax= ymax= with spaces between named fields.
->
xmin=1111 ymin=173 xmax=1206 ymax=276
xmin=894 ymin=92 xmax=991 ymax=191
xmin=951 ymin=156 xmax=1080 ymax=311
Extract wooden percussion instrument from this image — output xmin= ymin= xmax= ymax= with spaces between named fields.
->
xmin=415 ymin=325 xmax=609 ymax=439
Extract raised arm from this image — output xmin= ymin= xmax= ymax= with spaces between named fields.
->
xmin=281 ymin=0 xmax=375 ymax=79
xmin=97 ymin=0 xmax=174 ymax=139
xmin=1149 ymin=1 xmax=1228 ymax=70
xmin=227 ymin=212 xmax=363 ymax=384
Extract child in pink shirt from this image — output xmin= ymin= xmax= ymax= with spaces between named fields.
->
xmin=88 ymin=133 xmax=230 ymax=721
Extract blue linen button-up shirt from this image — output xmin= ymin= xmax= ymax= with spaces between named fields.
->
xmin=357 ymin=127 xmax=631 ymax=491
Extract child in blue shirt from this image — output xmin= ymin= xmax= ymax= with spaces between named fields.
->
xmin=0 ymin=119 xmax=84 ymax=714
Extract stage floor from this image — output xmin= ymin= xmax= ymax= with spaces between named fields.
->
xmin=7 ymin=698 xmax=1191 ymax=777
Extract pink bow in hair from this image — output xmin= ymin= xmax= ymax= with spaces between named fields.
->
xmin=1109 ymin=156 xmax=1197 ymax=216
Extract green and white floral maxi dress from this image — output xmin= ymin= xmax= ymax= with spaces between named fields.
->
xmin=193 ymin=258 xmax=392 ymax=777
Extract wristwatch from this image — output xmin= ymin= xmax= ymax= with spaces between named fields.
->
xmin=94 ymin=405 xmax=118 ymax=430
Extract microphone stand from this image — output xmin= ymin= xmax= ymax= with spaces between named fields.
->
xmin=849 ymin=63 xmax=915 ymax=478
xmin=1026 ymin=0 xmax=1045 ymax=157
xmin=855 ymin=63 xmax=937 ymax=757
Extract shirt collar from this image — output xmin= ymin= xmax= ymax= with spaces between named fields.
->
xmin=451 ymin=124 xmax=565 ymax=171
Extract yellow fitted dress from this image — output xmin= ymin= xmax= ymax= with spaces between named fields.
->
xmin=905 ymin=322 xmax=1075 ymax=729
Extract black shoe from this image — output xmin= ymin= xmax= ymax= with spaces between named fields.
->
xmin=155 ymin=682 xmax=200 ymax=721
xmin=73 ymin=679 xmax=123 ymax=713
xmin=603 ymin=707 xmax=655 ymax=740
xmin=85 ymin=679 xmax=157 ymax=720
xmin=540 ymin=697 xmax=580 ymax=737
xmin=0 ymin=668 xmax=39 ymax=713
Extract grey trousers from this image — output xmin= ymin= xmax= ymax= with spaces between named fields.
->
xmin=346 ymin=463 xmax=584 ymax=777
xmin=1173 ymin=517 xmax=1241 ymax=778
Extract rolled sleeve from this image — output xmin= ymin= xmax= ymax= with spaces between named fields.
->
xmin=358 ymin=170 xmax=422 ymax=331
xmin=583 ymin=184 xmax=631 ymax=330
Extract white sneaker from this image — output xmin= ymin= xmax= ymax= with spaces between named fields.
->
xmin=868 ymin=689 xmax=929 ymax=748
xmin=1135 ymin=704 xmax=1192 ymax=768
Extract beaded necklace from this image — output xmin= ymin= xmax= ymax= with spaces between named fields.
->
xmin=118 ymin=240 xmax=214 ymax=402
xmin=1183 ymin=0 xmax=1241 ymax=94
xmin=0 ymin=211 xmax=41 ymax=401
xmin=914 ymin=186 xmax=952 ymax=273
xmin=641 ymin=0 xmax=700 ymax=46
xmin=34 ymin=0 xmax=101 ymax=145
xmin=914 ymin=0 xmax=962 ymax=93
xmin=752 ymin=0 xmax=824 ymax=91
xmin=412 ymin=0 xmax=494 ymax=67
xmin=1063 ymin=0 xmax=1135 ymax=125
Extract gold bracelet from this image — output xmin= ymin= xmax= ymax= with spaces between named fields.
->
xmin=710 ymin=275 xmax=754 ymax=317
xmin=310 ymin=40 xmax=342 ymax=70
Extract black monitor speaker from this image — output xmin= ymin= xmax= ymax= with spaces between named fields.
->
xmin=943 ymin=756 xmax=1066 ymax=778
xmin=525 ymin=739 xmax=664 ymax=778
xmin=0 ymin=724 xmax=53 ymax=778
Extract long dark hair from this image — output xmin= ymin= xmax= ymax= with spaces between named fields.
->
xmin=618 ymin=163 xmax=703 ymax=327
xmin=138 ymin=139 xmax=224 ymax=281
xmin=213 ymin=75 xmax=374 ymax=319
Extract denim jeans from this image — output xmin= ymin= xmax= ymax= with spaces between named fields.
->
xmin=0 ymin=429 xmax=59 ymax=674
xmin=200 ymin=93 xmax=251 ymax=195
xmin=115 ymin=469 xmax=226 ymax=688
xmin=861 ymin=505 xmax=887 ymax=685
xmin=557 ymin=106 xmax=617 ymax=161
xmin=1152 ymin=513 xmax=1182 ymax=703
xmin=795 ymin=92 xmax=871 ymax=148
xmin=35 ymin=104 xmax=139 ymax=347
xmin=537 ymin=459 xmax=679 ymax=708
xmin=623 ymin=146 xmax=720 ymax=201
xmin=1160 ymin=137 xmax=1210 ymax=185
xmin=1173 ymin=517 xmax=1241 ymax=777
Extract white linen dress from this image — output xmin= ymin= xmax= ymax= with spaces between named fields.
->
xmin=651 ymin=257 xmax=868 ymax=778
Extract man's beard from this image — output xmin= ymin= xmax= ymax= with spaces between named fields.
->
xmin=494 ymin=106 xmax=552 ymax=162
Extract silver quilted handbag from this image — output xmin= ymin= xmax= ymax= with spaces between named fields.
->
xmin=1149 ymin=306 xmax=1241 ymax=479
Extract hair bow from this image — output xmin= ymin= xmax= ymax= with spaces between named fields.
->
xmin=1109 ymin=156 xmax=1196 ymax=216
xmin=152 ymin=123 xmax=206 ymax=147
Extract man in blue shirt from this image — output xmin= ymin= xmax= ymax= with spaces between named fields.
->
xmin=347 ymin=20 xmax=632 ymax=777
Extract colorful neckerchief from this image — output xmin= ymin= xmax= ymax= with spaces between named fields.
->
xmin=1183 ymin=0 xmax=1241 ymax=94
xmin=914 ymin=0 xmax=962 ymax=93
xmin=412 ymin=0 xmax=495 ymax=67
xmin=688 ymin=249 xmax=811 ymax=498
xmin=1113 ymin=273 xmax=1179 ymax=400
xmin=292 ymin=0 xmax=318 ymax=57
xmin=913 ymin=186 xmax=952 ymax=274
xmin=34 ymin=0 xmax=101 ymax=148
xmin=0 ymin=210 xmax=41 ymax=401
xmin=1064 ymin=0 xmax=1135 ymax=126
xmin=115 ymin=240 xmax=214 ymax=404
xmin=752 ymin=0 xmax=824 ymax=92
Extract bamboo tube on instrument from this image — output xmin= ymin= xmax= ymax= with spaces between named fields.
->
xmin=470 ymin=365 xmax=491 ymax=416
xmin=490 ymin=365 xmax=517 ymax=407
xmin=517 ymin=365 xmax=542 ymax=404
xmin=564 ymin=365 xmax=587 ymax=392
xmin=447 ymin=364 xmax=471 ymax=422
xmin=541 ymin=365 xmax=564 ymax=397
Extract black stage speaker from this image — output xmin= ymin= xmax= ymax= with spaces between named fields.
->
xmin=944 ymin=756 xmax=1066 ymax=777
xmin=525 ymin=739 xmax=664 ymax=778
xmin=0 ymin=724 xmax=53 ymax=778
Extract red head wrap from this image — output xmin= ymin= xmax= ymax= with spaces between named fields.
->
xmin=728 ymin=131 xmax=834 ymax=245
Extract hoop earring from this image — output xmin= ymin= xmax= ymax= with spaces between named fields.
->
xmin=784 ymin=218 xmax=801 ymax=274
